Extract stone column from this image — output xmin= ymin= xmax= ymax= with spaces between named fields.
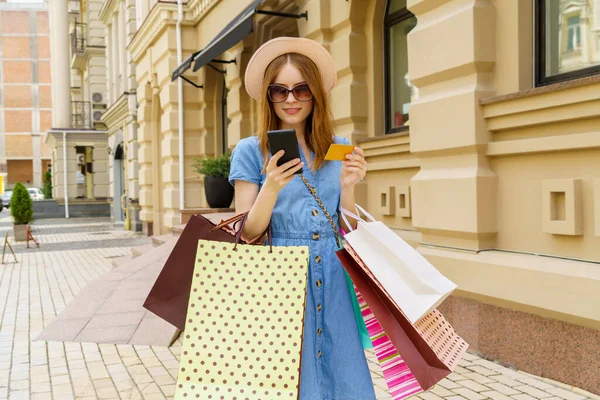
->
xmin=407 ymin=0 xmax=498 ymax=250
xmin=48 ymin=0 xmax=71 ymax=128
xmin=112 ymin=12 xmax=120 ymax=97
xmin=106 ymin=22 xmax=113 ymax=104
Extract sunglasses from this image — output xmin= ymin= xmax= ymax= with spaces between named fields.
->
xmin=267 ymin=83 xmax=313 ymax=103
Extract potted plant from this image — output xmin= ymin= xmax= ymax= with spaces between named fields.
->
xmin=10 ymin=182 xmax=33 ymax=241
xmin=193 ymin=153 xmax=234 ymax=209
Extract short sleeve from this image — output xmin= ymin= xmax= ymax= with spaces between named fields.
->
xmin=228 ymin=137 xmax=263 ymax=187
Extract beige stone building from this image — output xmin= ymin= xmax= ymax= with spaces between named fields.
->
xmin=0 ymin=0 xmax=53 ymax=193
xmin=44 ymin=0 xmax=110 ymax=216
xmin=46 ymin=0 xmax=600 ymax=394
xmin=99 ymin=0 xmax=142 ymax=230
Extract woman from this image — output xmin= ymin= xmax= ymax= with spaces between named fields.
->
xmin=229 ymin=37 xmax=376 ymax=400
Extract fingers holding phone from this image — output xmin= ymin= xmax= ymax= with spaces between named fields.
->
xmin=264 ymin=150 xmax=304 ymax=193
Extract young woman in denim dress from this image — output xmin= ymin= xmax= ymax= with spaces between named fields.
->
xmin=228 ymin=37 xmax=376 ymax=400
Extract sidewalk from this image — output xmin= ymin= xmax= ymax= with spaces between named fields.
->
xmin=0 ymin=215 xmax=597 ymax=400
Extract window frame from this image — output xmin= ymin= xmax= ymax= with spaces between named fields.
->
xmin=384 ymin=2 xmax=415 ymax=135
xmin=535 ymin=0 xmax=600 ymax=87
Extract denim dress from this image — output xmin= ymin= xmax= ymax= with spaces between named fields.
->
xmin=229 ymin=136 xmax=376 ymax=400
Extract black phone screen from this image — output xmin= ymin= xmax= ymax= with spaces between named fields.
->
xmin=267 ymin=129 xmax=303 ymax=174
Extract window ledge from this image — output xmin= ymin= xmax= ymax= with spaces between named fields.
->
xmin=480 ymin=74 xmax=600 ymax=106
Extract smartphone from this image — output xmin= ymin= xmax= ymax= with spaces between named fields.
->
xmin=267 ymin=129 xmax=303 ymax=175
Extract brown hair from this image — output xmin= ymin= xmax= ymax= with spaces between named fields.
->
xmin=257 ymin=53 xmax=334 ymax=172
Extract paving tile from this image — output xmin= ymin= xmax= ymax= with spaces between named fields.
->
xmin=419 ymin=393 xmax=445 ymax=400
xmin=481 ymin=390 xmax=515 ymax=400
xmin=31 ymin=393 xmax=54 ymax=400
xmin=511 ymin=395 xmax=538 ymax=400
xmin=453 ymin=388 xmax=486 ymax=400
xmin=487 ymin=382 xmax=524 ymax=396
xmin=463 ymin=373 xmax=497 ymax=385
xmin=514 ymin=385 xmax=554 ymax=399
xmin=545 ymin=388 xmax=586 ymax=400
xmin=431 ymin=385 xmax=455 ymax=397
xmin=492 ymin=374 xmax=523 ymax=388
xmin=458 ymin=379 xmax=490 ymax=393
xmin=438 ymin=378 xmax=464 ymax=390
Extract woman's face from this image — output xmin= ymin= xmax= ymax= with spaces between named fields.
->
xmin=270 ymin=63 xmax=314 ymax=130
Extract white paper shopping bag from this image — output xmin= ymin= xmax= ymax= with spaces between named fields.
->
xmin=341 ymin=205 xmax=457 ymax=324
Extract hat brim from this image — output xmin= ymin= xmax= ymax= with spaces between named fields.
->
xmin=244 ymin=37 xmax=336 ymax=101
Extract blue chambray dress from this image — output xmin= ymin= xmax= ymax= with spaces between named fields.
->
xmin=228 ymin=135 xmax=376 ymax=400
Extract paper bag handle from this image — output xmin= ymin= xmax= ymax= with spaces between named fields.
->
xmin=212 ymin=212 xmax=273 ymax=253
xmin=339 ymin=204 xmax=376 ymax=232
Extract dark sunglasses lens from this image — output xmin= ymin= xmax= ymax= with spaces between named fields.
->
xmin=269 ymin=86 xmax=288 ymax=102
xmin=293 ymin=84 xmax=312 ymax=101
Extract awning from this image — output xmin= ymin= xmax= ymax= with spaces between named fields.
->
xmin=171 ymin=0 xmax=308 ymax=83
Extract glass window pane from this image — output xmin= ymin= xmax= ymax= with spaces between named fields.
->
xmin=388 ymin=15 xmax=417 ymax=131
xmin=544 ymin=0 xmax=600 ymax=77
xmin=388 ymin=0 xmax=407 ymax=15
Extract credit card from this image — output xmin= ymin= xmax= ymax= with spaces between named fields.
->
xmin=325 ymin=144 xmax=355 ymax=161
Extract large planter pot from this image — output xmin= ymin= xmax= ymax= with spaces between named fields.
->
xmin=204 ymin=176 xmax=234 ymax=209
xmin=13 ymin=224 xmax=27 ymax=241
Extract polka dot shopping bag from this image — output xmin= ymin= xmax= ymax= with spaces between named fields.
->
xmin=174 ymin=238 xmax=310 ymax=400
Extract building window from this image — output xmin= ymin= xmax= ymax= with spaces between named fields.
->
xmin=536 ymin=0 xmax=600 ymax=86
xmin=384 ymin=0 xmax=417 ymax=134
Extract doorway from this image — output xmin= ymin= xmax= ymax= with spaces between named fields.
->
xmin=113 ymin=144 xmax=125 ymax=222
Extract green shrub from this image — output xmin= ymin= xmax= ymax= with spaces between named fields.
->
xmin=192 ymin=153 xmax=231 ymax=179
xmin=10 ymin=182 xmax=33 ymax=225
xmin=42 ymin=170 xmax=53 ymax=199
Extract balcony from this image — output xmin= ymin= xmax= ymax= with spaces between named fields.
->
xmin=71 ymin=22 xmax=87 ymax=69
xmin=72 ymin=101 xmax=92 ymax=129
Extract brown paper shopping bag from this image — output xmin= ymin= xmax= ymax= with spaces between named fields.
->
xmin=143 ymin=213 xmax=269 ymax=330
xmin=174 ymin=239 xmax=310 ymax=399
xmin=337 ymin=244 xmax=468 ymax=391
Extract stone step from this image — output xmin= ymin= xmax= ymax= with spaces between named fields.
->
xmin=151 ymin=233 xmax=177 ymax=247
xmin=172 ymin=225 xmax=185 ymax=235
xmin=131 ymin=243 xmax=156 ymax=258
xmin=111 ymin=255 xmax=133 ymax=268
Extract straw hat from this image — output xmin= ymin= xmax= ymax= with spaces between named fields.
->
xmin=244 ymin=37 xmax=336 ymax=101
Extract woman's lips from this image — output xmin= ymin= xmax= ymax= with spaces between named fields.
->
xmin=284 ymin=108 xmax=301 ymax=115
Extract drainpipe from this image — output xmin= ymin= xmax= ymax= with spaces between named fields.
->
xmin=63 ymin=131 xmax=69 ymax=218
xmin=176 ymin=0 xmax=185 ymax=217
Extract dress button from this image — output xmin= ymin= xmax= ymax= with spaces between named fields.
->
xmin=315 ymin=256 xmax=321 ymax=263
xmin=312 ymin=232 xmax=320 ymax=240
xmin=317 ymin=304 xmax=322 ymax=312
xmin=317 ymin=328 xmax=322 ymax=335
xmin=316 ymin=279 xmax=322 ymax=287
xmin=317 ymin=351 xmax=322 ymax=358
xmin=312 ymin=209 xmax=318 ymax=216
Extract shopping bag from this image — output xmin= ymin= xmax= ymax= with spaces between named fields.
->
xmin=174 ymin=239 xmax=310 ymax=399
xmin=337 ymin=244 xmax=468 ymax=391
xmin=354 ymin=287 xmax=422 ymax=400
xmin=143 ymin=213 xmax=269 ymax=330
xmin=340 ymin=205 xmax=457 ymax=324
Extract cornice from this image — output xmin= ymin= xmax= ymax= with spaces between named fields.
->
xmin=99 ymin=0 xmax=119 ymax=25
xmin=127 ymin=2 xmax=194 ymax=63
xmin=101 ymin=93 xmax=130 ymax=129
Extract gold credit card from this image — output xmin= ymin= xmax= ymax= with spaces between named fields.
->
xmin=325 ymin=144 xmax=355 ymax=161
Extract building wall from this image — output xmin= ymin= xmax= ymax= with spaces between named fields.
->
xmin=0 ymin=2 xmax=53 ymax=190
xmin=126 ymin=0 xmax=600 ymax=392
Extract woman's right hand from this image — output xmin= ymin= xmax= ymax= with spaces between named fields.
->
xmin=263 ymin=150 xmax=304 ymax=193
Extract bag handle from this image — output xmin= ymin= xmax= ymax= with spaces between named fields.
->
xmin=211 ymin=212 xmax=273 ymax=253
xmin=339 ymin=204 xmax=376 ymax=232
xmin=299 ymin=175 xmax=343 ymax=249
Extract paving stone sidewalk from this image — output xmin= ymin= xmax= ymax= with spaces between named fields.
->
xmin=0 ymin=214 xmax=598 ymax=400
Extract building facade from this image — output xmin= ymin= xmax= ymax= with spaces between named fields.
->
xmin=99 ymin=0 xmax=142 ymax=230
xmin=0 ymin=0 xmax=53 ymax=194
xmin=44 ymin=0 xmax=110 ymax=214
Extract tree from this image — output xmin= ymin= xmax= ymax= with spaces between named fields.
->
xmin=10 ymin=182 xmax=33 ymax=225
xmin=42 ymin=169 xmax=53 ymax=199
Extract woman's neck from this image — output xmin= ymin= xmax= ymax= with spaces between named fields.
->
xmin=281 ymin=122 xmax=306 ymax=146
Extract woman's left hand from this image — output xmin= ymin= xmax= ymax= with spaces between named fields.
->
xmin=340 ymin=146 xmax=367 ymax=189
